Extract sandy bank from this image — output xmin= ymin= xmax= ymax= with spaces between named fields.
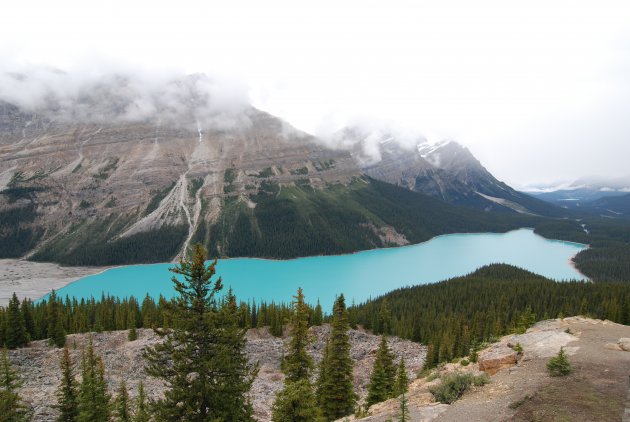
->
xmin=0 ymin=259 xmax=106 ymax=305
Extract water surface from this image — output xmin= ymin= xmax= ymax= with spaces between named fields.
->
xmin=53 ymin=229 xmax=587 ymax=308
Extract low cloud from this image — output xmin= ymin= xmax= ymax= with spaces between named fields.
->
xmin=0 ymin=63 xmax=252 ymax=130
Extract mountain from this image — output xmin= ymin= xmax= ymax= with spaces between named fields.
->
xmin=334 ymin=127 xmax=563 ymax=217
xmin=580 ymin=193 xmax=630 ymax=218
xmin=0 ymin=74 xmax=536 ymax=266
xmin=526 ymin=177 xmax=630 ymax=217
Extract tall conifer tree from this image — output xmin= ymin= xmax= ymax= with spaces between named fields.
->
xmin=6 ymin=293 xmax=28 ymax=349
xmin=77 ymin=339 xmax=110 ymax=422
xmin=392 ymin=357 xmax=409 ymax=398
xmin=144 ymin=244 xmax=255 ymax=421
xmin=0 ymin=349 xmax=29 ymax=420
xmin=366 ymin=336 xmax=395 ymax=407
xmin=272 ymin=288 xmax=319 ymax=422
xmin=55 ymin=347 xmax=79 ymax=422
xmin=317 ymin=294 xmax=356 ymax=420
xmin=114 ymin=380 xmax=131 ymax=421
xmin=133 ymin=382 xmax=150 ymax=422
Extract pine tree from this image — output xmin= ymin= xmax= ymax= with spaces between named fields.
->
xmin=213 ymin=289 xmax=257 ymax=420
xmin=48 ymin=290 xmax=66 ymax=348
xmin=144 ymin=244 xmax=256 ymax=421
xmin=284 ymin=288 xmax=313 ymax=382
xmin=0 ymin=349 xmax=29 ymax=421
xmin=20 ymin=299 xmax=35 ymax=341
xmin=77 ymin=339 xmax=110 ymax=422
xmin=55 ymin=347 xmax=79 ymax=422
xmin=127 ymin=308 xmax=138 ymax=341
xmin=272 ymin=379 xmax=320 ymax=422
xmin=317 ymin=294 xmax=356 ymax=420
xmin=366 ymin=336 xmax=395 ymax=407
xmin=315 ymin=339 xmax=330 ymax=407
xmin=311 ymin=300 xmax=323 ymax=326
xmin=393 ymin=357 xmax=409 ymax=397
xmin=272 ymin=288 xmax=319 ymax=422
xmin=5 ymin=293 xmax=28 ymax=349
xmin=114 ymin=380 xmax=131 ymax=421
xmin=398 ymin=392 xmax=409 ymax=422
xmin=547 ymin=347 xmax=572 ymax=377
xmin=133 ymin=382 xmax=150 ymax=422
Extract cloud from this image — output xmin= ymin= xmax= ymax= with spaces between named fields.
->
xmin=0 ymin=63 xmax=251 ymax=129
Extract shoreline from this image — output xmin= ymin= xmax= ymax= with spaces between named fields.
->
xmin=0 ymin=259 xmax=111 ymax=305
xmin=1 ymin=227 xmax=590 ymax=304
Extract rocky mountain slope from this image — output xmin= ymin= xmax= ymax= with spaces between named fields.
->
xmin=8 ymin=325 xmax=425 ymax=421
xmin=336 ymin=126 xmax=563 ymax=217
xmin=0 ymin=74 xmax=536 ymax=265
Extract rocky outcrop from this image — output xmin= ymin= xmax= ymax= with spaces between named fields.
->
xmin=478 ymin=344 xmax=518 ymax=374
xmin=618 ymin=338 xmax=630 ymax=351
xmin=9 ymin=325 xmax=425 ymax=421
xmin=606 ymin=337 xmax=630 ymax=352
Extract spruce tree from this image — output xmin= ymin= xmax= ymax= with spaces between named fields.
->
xmin=393 ymin=357 xmax=409 ymax=398
xmin=133 ymin=382 xmax=150 ymax=422
xmin=272 ymin=288 xmax=319 ymax=422
xmin=317 ymin=294 xmax=356 ymax=420
xmin=311 ymin=300 xmax=323 ymax=326
xmin=77 ymin=339 xmax=110 ymax=422
xmin=398 ymin=392 xmax=409 ymax=422
xmin=127 ymin=308 xmax=138 ymax=341
xmin=366 ymin=336 xmax=395 ymax=407
xmin=315 ymin=339 xmax=330 ymax=407
xmin=0 ymin=349 xmax=29 ymax=420
xmin=547 ymin=347 xmax=572 ymax=377
xmin=114 ymin=380 xmax=131 ymax=421
xmin=20 ymin=299 xmax=35 ymax=341
xmin=284 ymin=288 xmax=313 ymax=382
xmin=5 ymin=293 xmax=28 ymax=349
xmin=48 ymin=290 xmax=67 ymax=348
xmin=272 ymin=379 xmax=320 ymax=422
xmin=144 ymin=244 xmax=255 ymax=421
xmin=55 ymin=346 xmax=79 ymax=422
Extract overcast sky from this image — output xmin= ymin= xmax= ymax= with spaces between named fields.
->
xmin=1 ymin=0 xmax=629 ymax=187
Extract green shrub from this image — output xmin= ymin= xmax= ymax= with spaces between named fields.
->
xmin=547 ymin=347 xmax=572 ymax=377
xmin=429 ymin=373 xmax=489 ymax=404
xmin=460 ymin=359 xmax=469 ymax=366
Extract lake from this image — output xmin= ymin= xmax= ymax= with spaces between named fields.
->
xmin=51 ymin=228 xmax=588 ymax=308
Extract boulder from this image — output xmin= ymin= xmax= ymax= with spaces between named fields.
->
xmin=604 ymin=342 xmax=623 ymax=351
xmin=478 ymin=345 xmax=517 ymax=373
xmin=618 ymin=338 xmax=630 ymax=351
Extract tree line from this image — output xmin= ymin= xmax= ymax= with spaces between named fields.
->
xmin=0 ymin=287 xmax=325 ymax=350
xmin=349 ymin=264 xmax=630 ymax=367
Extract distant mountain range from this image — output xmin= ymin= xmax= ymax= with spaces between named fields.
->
xmin=0 ymin=73 xmax=562 ymax=265
xmin=525 ymin=176 xmax=630 ymax=218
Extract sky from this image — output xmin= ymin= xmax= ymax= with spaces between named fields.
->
xmin=1 ymin=0 xmax=630 ymax=187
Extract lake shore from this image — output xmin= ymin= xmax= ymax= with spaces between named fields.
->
xmin=0 ymin=259 xmax=108 ymax=305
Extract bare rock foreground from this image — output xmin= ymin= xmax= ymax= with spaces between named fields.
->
xmin=348 ymin=317 xmax=630 ymax=422
xmin=9 ymin=325 xmax=425 ymax=421
xmin=10 ymin=317 xmax=630 ymax=421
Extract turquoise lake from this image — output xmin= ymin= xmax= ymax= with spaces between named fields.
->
xmin=52 ymin=229 xmax=588 ymax=308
